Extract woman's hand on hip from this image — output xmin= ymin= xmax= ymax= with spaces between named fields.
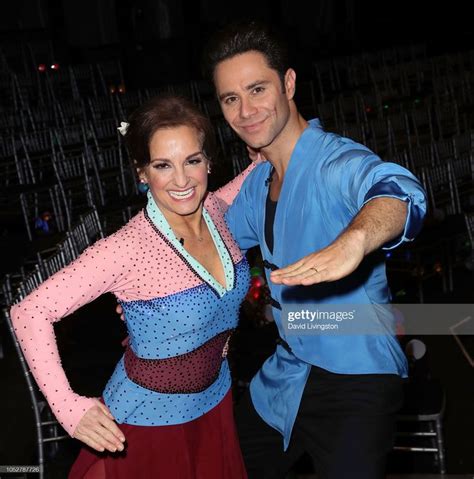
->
xmin=73 ymin=398 xmax=126 ymax=453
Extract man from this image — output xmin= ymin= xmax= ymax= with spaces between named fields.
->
xmin=202 ymin=21 xmax=427 ymax=478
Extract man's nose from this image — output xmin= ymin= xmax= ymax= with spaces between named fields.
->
xmin=239 ymin=97 xmax=257 ymax=119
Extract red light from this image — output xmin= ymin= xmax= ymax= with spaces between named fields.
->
xmin=251 ymin=276 xmax=263 ymax=288
xmin=118 ymin=84 xmax=126 ymax=94
xmin=109 ymin=85 xmax=116 ymax=94
xmin=246 ymin=286 xmax=261 ymax=301
xmin=38 ymin=64 xmax=46 ymax=72
xmin=251 ymin=289 xmax=261 ymax=300
xmin=365 ymin=106 xmax=372 ymax=113
xmin=50 ymin=63 xmax=60 ymax=70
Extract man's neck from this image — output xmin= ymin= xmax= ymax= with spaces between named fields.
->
xmin=262 ymin=110 xmax=308 ymax=182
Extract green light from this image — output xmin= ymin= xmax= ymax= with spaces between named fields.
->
xmin=250 ymin=266 xmax=262 ymax=277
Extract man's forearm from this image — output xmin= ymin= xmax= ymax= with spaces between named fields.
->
xmin=343 ymin=197 xmax=408 ymax=256
xmin=270 ymin=196 xmax=409 ymax=286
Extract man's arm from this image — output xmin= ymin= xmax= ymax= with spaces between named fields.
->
xmin=270 ymin=197 xmax=408 ymax=286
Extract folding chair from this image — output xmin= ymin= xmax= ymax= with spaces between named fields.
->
xmin=410 ymin=106 xmax=435 ymax=146
xmin=2 ymin=307 xmax=70 ymax=479
xmin=19 ymin=184 xmax=68 ymax=241
xmin=410 ymin=143 xmax=436 ymax=169
xmin=80 ymin=208 xmax=105 ymax=244
xmin=422 ymin=161 xmax=461 ymax=217
xmin=51 ymin=149 xmax=96 ymax=226
xmin=341 ymin=123 xmax=367 ymax=145
xmin=393 ymin=340 xmax=446 ymax=474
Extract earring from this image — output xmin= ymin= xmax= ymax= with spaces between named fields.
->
xmin=207 ymin=167 xmax=211 ymax=174
xmin=138 ymin=179 xmax=149 ymax=194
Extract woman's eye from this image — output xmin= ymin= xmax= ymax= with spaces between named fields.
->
xmin=153 ymin=163 xmax=169 ymax=169
xmin=224 ymin=96 xmax=237 ymax=105
xmin=188 ymin=158 xmax=203 ymax=165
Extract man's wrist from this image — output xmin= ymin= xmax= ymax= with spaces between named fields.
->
xmin=342 ymin=226 xmax=369 ymax=255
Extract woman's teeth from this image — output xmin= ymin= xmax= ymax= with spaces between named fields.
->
xmin=169 ymin=188 xmax=194 ymax=199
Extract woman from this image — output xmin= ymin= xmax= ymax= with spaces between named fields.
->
xmin=10 ymin=95 xmax=257 ymax=478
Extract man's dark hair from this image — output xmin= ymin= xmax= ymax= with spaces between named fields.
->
xmin=202 ymin=20 xmax=289 ymax=87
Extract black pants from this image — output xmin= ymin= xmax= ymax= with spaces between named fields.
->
xmin=235 ymin=366 xmax=403 ymax=479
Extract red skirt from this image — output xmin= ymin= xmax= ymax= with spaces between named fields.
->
xmin=69 ymin=390 xmax=247 ymax=479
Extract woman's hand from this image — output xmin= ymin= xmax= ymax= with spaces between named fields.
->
xmin=116 ymin=303 xmax=125 ymax=321
xmin=73 ymin=398 xmax=126 ymax=453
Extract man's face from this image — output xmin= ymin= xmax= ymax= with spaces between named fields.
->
xmin=214 ymin=51 xmax=295 ymax=151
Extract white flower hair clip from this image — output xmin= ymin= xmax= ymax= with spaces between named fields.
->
xmin=117 ymin=122 xmax=129 ymax=136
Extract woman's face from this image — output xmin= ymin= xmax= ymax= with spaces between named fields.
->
xmin=139 ymin=125 xmax=210 ymax=223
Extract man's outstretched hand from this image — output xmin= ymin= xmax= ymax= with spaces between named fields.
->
xmin=270 ymin=229 xmax=365 ymax=286
xmin=270 ymin=197 xmax=408 ymax=286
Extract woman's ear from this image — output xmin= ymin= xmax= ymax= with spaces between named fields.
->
xmin=136 ymin=166 xmax=147 ymax=182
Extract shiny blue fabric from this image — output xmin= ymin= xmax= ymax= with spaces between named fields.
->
xmin=103 ymin=259 xmax=250 ymax=426
xmin=226 ymin=119 xmax=427 ymax=449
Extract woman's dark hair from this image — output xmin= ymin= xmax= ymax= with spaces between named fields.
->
xmin=124 ymin=94 xmax=215 ymax=170
xmin=202 ymin=20 xmax=289 ymax=87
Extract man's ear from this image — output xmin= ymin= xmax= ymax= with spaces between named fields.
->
xmin=284 ymin=68 xmax=296 ymax=100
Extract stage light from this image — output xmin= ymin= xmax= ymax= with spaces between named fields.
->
xmin=250 ymin=266 xmax=262 ymax=277
xmin=251 ymin=276 xmax=264 ymax=288
xmin=250 ymin=287 xmax=261 ymax=300
xmin=38 ymin=64 xmax=46 ymax=72
xmin=50 ymin=63 xmax=60 ymax=70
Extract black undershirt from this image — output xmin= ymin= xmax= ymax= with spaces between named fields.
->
xmin=264 ymin=168 xmax=277 ymax=254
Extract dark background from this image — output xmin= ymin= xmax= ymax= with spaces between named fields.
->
xmin=1 ymin=0 xmax=473 ymax=87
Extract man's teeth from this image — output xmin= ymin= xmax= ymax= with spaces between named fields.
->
xmin=169 ymin=188 xmax=194 ymax=199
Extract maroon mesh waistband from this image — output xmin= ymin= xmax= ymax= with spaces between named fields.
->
xmin=124 ymin=330 xmax=233 ymax=394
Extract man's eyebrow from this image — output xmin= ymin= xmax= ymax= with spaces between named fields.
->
xmin=218 ymin=90 xmax=236 ymax=101
xmin=245 ymin=80 xmax=270 ymax=91
xmin=218 ymin=80 xmax=270 ymax=101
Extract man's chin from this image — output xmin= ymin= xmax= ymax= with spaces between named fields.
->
xmin=244 ymin=138 xmax=271 ymax=151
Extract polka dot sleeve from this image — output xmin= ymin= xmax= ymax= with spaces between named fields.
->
xmin=212 ymin=160 xmax=259 ymax=211
xmin=9 ymin=234 xmax=134 ymax=436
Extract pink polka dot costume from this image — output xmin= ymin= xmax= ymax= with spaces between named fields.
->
xmin=10 ymin=165 xmax=254 ymax=437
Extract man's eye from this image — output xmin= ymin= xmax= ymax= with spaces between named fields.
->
xmin=252 ymin=86 xmax=264 ymax=94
